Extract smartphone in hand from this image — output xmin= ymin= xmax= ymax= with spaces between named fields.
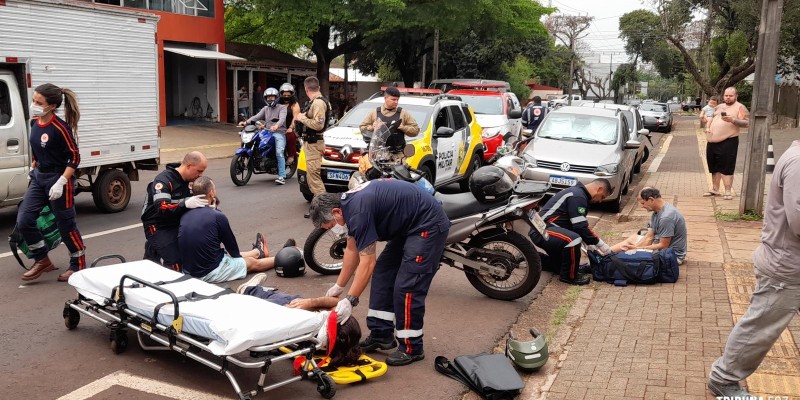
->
xmin=721 ymin=111 xmax=727 ymax=117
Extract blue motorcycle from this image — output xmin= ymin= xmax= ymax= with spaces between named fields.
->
xmin=230 ymin=121 xmax=299 ymax=186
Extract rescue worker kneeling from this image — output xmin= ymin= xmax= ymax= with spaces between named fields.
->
xmin=529 ymin=179 xmax=613 ymax=285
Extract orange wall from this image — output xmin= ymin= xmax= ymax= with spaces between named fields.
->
xmin=128 ymin=0 xmax=227 ymax=126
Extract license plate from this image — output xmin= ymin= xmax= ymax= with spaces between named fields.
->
xmin=326 ymin=169 xmax=352 ymax=182
xmin=549 ymin=175 xmax=577 ymax=186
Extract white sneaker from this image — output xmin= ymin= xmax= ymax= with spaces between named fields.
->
xmin=236 ymin=273 xmax=268 ymax=295
xmin=276 ymin=177 xmax=286 ymax=185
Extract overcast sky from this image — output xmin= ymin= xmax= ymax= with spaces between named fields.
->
xmin=545 ymin=0 xmax=656 ymax=65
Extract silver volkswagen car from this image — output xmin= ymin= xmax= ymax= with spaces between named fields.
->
xmin=521 ymin=106 xmax=641 ymax=212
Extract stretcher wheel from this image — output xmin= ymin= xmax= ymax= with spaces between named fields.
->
xmin=110 ymin=330 xmax=129 ymax=354
xmin=317 ymin=374 xmax=336 ymax=399
xmin=63 ymin=306 xmax=80 ymax=330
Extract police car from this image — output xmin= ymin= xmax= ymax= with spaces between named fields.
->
xmin=296 ymin=89 xmax=485 ymax=200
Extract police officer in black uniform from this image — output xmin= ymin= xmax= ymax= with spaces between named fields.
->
xmin=141 ymin=151 xmax=209 ymax=271
xmin=522 ymin=96 xmax=548 ymax=132
xmin=359 ymin=86 xmax=420 ymax=153
xmin=530 ymin=179 xmax=613 ymax=285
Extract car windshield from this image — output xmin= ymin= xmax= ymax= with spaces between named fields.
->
xmin=337 ymin=102 xmax=432 ymax=133
xmin=456 ymin=95 xmax=503 ymax=115
xmin=537 ymin=113 xmax=618 ymax=144
xmin=640 ymin=104 xmax=667 ymax=112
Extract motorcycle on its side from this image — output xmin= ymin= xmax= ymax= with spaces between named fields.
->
xmin=303 ymin=125 xmax=551 ymax=301
xmin=230 ymin=119 xmax=300 ymax=186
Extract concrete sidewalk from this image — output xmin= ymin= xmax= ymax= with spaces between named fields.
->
xmin=531 ymin=121 xmax=800 ymax=399
xmin=159 ymin=122 xmax=241 ymax=164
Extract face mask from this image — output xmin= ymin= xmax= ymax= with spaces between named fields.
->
xmin=279 ymin=96 xmax=294 ymax=104
xmin=330 ymin=223 xmax=347 ymax=236
xmin=30 ymin=104 xmax=47 ymax=117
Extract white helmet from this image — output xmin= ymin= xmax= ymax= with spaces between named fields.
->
xmin=279 ymin=82 xmax=295 ymax=95
xmin=263 ymin=87 xmax=279 ymax=107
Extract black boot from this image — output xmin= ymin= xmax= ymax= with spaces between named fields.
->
xmin=559 ymin=265 xmax=591 ymax=285
xmin=577 ymin=263 xmax=592 ymax=275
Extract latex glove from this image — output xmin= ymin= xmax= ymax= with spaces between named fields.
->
xmin=48 ymin=176 xmax=68 ymax=200
xmin=184 ymin=195 xmax=208 ymax=209
xmin=598 ymin=243 xmax=612 ymax=255
xmin=326 ymin=283 xmax=345 ymax=298
xmin=335 ymin=298 xmax=352 ymax=324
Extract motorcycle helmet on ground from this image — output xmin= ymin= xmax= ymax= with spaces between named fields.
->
xmin=274 ymin=246 xmax=305 ymax=278
xmin=506 ymin=328 xmax=549 ymax=371
xmin=469 ymin=165 xmax=514 ymax=203
xmin=264 ymin=87 xmax=280 ymax=107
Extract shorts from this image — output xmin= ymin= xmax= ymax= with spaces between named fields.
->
xmin=706 ymin=136 xmax=738 ymax=175
xmin=200 ymin=254 xmax=247 ymax=283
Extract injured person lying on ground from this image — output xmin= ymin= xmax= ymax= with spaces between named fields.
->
xmin=610 ymin=187 xmax=687 ymax=264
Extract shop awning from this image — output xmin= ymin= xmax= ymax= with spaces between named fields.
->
xmin=164 ymin=44 xmax=245 ymax=61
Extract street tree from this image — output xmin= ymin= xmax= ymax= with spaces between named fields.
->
xmin=224 ymin=0 xmax=404 ymax=95
xmin=545 ymin=15 xmax=593 ymax=99
xmin=354 ymin=0 xmax=552 ymax=87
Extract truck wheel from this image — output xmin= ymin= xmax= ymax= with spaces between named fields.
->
xmin=93 ymin=169 xmax=131 ymax=213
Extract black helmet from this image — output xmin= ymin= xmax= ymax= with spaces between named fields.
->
xmin=469 ymin=165 xmax=514 ymax=203
xmin=274 ymin=246 xmax=305 ymax=278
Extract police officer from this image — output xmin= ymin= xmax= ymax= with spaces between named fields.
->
xmin=359 ymin=86 xmax=420 ymax=154
xmin=141 ymin=151 xmax=209 ymax=271
xmin=309 ymin=180 xmax=450 ymax=366
xmin=522 ymin=96 xmax=548 ymax=132
xmin=295 ymin=76 xmax=331 ymax=200
xmin=531 ymin=179 xmax=613 ymax=285
xmin=18 ymin=83 xmax=86 ymax=282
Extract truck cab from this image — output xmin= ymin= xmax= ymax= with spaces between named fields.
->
xmin=0 ymin=66 xmax=31 ymax=208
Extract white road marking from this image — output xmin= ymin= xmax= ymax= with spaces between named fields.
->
xmin=0 ymin=223 xmax=142 ymax=259
xmin=57 ymin=370 xmax=229 ymax=400
xmin=647 ymin=135 xmax=673 ymax=173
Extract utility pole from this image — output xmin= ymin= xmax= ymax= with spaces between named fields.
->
xmin=421 ymin=54 xmax=427 ymax=87
xmin=432 ymin=29 xmax=439 ymax=81
xmin=739 ymin=0 xmax=784 ymax=214
xmin=609 ymin=53 xmax=613 ymax=100
xmin=567 ymin=39 xmax=575 ymax=105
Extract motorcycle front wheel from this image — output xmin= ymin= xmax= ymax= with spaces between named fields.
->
xmin=303 ymin=227 xmax=345 ymax=275
xmin=463 ymin=228 xmax=542 ymax=301
xmin=230 ymin=154 xmax=253 ymax=186
xmin=285 ymin=156 xmax=298 ymax=179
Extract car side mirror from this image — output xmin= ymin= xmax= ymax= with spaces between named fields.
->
xmin=403 ymin=143 xmax=416 ymax=157
xmin=637 ymin=128 xmax=650 ymax=137
xmin=508 ymin=109 xmax=522 ymax=119
xmin=521 ymin=129 xmax=533 ymax=138
xmin=625 ymin=139 xmax=641 ymax=150
xmin=435 ymin=126 xmax=455 ymax=138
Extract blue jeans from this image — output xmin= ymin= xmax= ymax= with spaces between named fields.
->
xmin=273 ymin=132 xmax=286 ymax=178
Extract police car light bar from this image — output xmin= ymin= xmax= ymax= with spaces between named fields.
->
xmin=451 ymin=82 xmax=507 ymax=89
xmin=379 ymin=87 xmax=443 ymax=96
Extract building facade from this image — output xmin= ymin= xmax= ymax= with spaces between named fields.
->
xmin=79 ymin=0 xmax=239 ymax=126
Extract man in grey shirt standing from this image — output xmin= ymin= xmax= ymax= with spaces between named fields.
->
xmin=610 ymin=187 xmax=687 ymax=263
xmin=708 ymin=140 xmax=800 ymax=398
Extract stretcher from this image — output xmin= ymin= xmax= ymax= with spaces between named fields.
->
xmin=63 ymin=257 xmax=337 ymax=400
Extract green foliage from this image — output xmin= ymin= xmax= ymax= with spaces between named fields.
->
xmin=618 ymin=10 xmax=662 ymax=65
xmin=502 ymin=56 xmax=535 ymax=101
xmin=725 ymin=31 xmax=748 ymax=67
xmin=714 ymin=210 xmax=762 ymax=222
xmin=377 ymin=62 xmax=401 ymax=82
xmin=532 ymin=44 xmax=572 ymax=90
xmin=734 ymin=81 xmax=753 ymax=108
xmin=611 ymin=64 xmax=638 ymax=103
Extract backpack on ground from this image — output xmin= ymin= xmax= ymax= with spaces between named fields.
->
xmin=8 ymin=205 xmax=62 ymax=269
xmin=435 ymin=353 xmax=524 ymax=400
xmin=588 ymin=248 xmax=679 ymax=286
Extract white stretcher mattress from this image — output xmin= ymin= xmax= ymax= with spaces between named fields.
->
xmin=69 ymin=260 xmax=324 ymax=356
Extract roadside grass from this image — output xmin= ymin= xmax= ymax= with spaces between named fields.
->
xmin=714 ymin=210 xmax=763 ymax=222
xmin=546 ymin=286 xmax=583 ymax=343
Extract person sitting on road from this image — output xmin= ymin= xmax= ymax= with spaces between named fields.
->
xmin=529 ymin=179 xmax=613 ymax=285
xmin=178 ymin=176 xmax=277 ymax=283
xmin=236 ymin=272 xmax=364 ymax=368
xmin=611 ymin=187 xmax=687 ymax=264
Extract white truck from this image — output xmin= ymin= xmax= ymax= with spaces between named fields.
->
xmin=0 ymin=0 xmax=160 ymax=213
xmin=548 ymin=94 xmax=582 ymax=108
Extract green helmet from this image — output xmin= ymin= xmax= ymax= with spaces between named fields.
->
xmin=505 ymin=328 xmax=548 ymax=371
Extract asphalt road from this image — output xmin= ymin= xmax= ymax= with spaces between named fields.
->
xmin=0 ymin=120 xmax=687 ymax=400
xmin=0 ymin=159 xmax=552 ymax=400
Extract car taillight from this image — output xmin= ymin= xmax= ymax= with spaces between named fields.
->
xmin=350 ymin=153 xmax=361 ymax=163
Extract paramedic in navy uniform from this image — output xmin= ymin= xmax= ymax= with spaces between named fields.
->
xmin=309 ymin=179 xmax=450 ymax=366
xmin=18 ymin=83 xmax=86 ymax=282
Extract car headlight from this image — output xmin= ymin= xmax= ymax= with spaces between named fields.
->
xmin=482 ymin=126 xmax=502 ymax=139
xmin=595 ymin=163 xmax=618 ymax=176
xmin=522 ymin=152 xmax=537 ymax=167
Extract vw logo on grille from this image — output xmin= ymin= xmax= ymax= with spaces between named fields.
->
xmin=560 ymin=162 xmax=571 ymax=172
xmin=341 ymin=145 xmax=352 ymax=159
